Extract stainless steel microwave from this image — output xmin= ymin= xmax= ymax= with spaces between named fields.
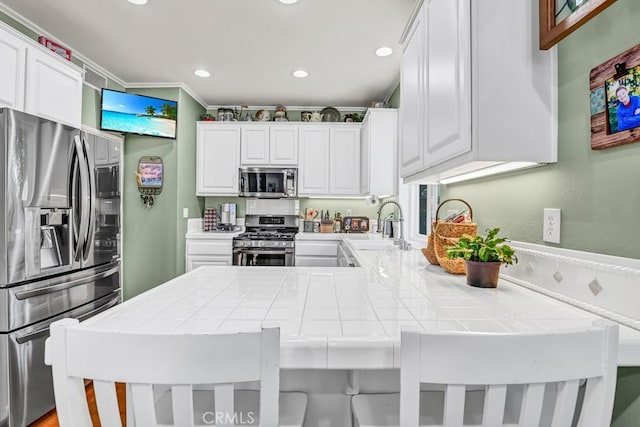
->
xmin=238 ymin=167 xmax=297 ymax=198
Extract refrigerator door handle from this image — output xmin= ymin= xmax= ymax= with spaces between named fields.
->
xmin=72 ymin=135 xmax=91 ymax=263
xmin=15 ymin=265 xmax=119 ymax=300
xmin=81 ymin=135 xmax=97 ymax=261
xmin=14 ymin=293 xmax=120 ymax=344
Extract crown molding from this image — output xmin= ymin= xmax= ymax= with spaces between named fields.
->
xmin=399 ymin=0 xmax=424 ymax=45
xmin=127 ymin=82 xmax=207 ymax=109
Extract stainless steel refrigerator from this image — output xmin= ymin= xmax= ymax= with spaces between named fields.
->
xmin=0 ymin=108 xmax=122 ymax=426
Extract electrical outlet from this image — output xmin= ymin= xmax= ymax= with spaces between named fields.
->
xmin=543 ymin=208 xmax=561 ymax=244
xmin=182 ymin=208 xmax=189 ymax=218
xmin=346 ymin=209 xmax=352 ymax=216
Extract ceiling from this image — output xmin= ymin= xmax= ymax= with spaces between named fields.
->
xmin=0 ymin=0 xmax=417 ymax=108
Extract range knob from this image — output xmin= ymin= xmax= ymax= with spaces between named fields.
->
xmin=236 ymin=241 xmax=244 ymax=247
xmin=259 ymin=241 xmax=266 ymax=247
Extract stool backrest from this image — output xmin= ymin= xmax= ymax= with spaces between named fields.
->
xmin=400 ymin=320 xmax=618 ymax=427
xmin=46 ymin=318 xmax=280 ymax=427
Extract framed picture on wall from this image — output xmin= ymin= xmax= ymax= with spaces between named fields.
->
xmin=539 ymin=0 xmax=617 ymax=50
xmin=590 ymin=43 xmax=640 ymax=150
xmin=604 ymin=65 xmax=640 ymax=134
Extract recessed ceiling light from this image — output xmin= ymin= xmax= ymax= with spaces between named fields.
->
xmin=279 ymin=0 xmax=299 ymax=4
xmin=375 ymin=47 xmax=393 ymax=57
xmin=194 ymin=69 xmax=211 ymax=78
xmin=292 ymin=70 xmax=308 ymax=78
xmin=128 ymin=0 xmax=147 ymax=5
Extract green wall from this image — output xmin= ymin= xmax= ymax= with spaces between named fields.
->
xmin=441 ymin=0 xmax=640 ymax=259
xmin=121 ymin=87 xmax=204 ymax=299
xmin=175 ymin=90 xmax=206 ymax=276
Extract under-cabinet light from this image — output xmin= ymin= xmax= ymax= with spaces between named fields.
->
xmin=438 ymin=162 xmax=540 ymax=184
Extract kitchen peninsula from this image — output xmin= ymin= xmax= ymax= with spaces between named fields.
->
xmin=82 ymin=241 xmax=640 ymax=366
xmin=79 ymin=237 xmax=640 ymax=424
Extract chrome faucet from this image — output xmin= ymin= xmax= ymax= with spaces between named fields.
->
xmin=376 ymin=200 xmax=410 ymax=250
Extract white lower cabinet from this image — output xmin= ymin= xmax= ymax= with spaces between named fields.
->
xmin=295 ymin=238 xmax=340 ymax=267
xmin=196 ymin=123 xmax=241 ymax=195
xmin=185 ymin=237 xmax=233 ymax=271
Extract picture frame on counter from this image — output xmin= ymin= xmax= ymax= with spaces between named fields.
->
xmin=539 ymin=0 xmax=617 ymax=50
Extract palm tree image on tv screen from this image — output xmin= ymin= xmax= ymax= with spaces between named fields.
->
xmin=100 ymin=89 xmax=177 ymax=139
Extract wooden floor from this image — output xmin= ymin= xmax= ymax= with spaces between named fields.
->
xmin=30 ymin=382 xmax=126 ymax=427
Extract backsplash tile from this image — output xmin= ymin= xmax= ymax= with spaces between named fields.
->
xmin=502 ymin=241 xmax=640 ymax=331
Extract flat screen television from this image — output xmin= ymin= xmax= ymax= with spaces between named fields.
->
xmin=100 ymin=89 xmax=177 ymax=139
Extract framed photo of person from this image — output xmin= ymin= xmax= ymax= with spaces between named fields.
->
xmin=590 ymin=43 xmax=640 ymax=150
xmin=605 ymin=66 xmax=640 ymax=134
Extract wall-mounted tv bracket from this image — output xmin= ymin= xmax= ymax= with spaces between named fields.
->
xmin=136 ymin=156 xmax=164 ymax=209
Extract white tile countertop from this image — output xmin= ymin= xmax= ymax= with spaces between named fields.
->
xmin=81 ymin=237 xmax=640 ymax=369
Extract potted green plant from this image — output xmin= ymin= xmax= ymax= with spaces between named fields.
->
xmin=445 ymin=228 xmax=517 ymax=288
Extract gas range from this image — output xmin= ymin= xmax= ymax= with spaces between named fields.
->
xmin=232 ymin=215 xmax=298 ymax=266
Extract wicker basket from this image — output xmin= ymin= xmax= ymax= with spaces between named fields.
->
xmin=422 ymin=223 xmax=440 ymax=265
xmin=423 ymin=199 xmax=477 ymax=274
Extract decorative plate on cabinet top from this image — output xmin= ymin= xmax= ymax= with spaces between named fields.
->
xmin=320 ymin=107 xmax=340 ymax=122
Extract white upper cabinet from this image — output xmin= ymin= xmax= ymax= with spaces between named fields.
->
xmin=299 ymin=124 xmax=361 ymax=196
xmin=424 ymin=0 xmax=471 ymax=167
xmin=298 ymin=126 xmax=330 ymax=195
xmin=360 ymin=118 xmax=371 ymax=195
xmin=269 ymin=126 xmax=298 ymax=164
xmin=0 ymin=25 xmax=26 ymax=111
xmin=196 ymin=123 xmax=241 ymax=195
xmin=0 ymin=22 xmax=83 ymax=128
xmin=399 ymin=9 xmax=424 ymax=177
xmin=361 ymin=108 xmax=398 ymax=197
xmin=25 ymin=47 xmax=83 ymax=128
xmin=329 ymin=126 xmax=360 ymax=195
xmin=400 ymin=0 xmax=557 ymax=182
xmin=240 ymin=124 xmax=298 ymax=165
xmin=241 ymin=125 xmax=270 ymax=164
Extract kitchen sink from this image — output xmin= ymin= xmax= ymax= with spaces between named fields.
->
xmin=347 ymin=238 xmax=397 ymax=251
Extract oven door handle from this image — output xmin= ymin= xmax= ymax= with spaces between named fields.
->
xmin=236 ymin=249 xmax=293 ymax=255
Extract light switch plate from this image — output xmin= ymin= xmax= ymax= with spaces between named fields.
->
xmin=543 ymin=208 xmax=561 ymax=244
xmin=182 ymin=208 xmax=189 ymax=218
